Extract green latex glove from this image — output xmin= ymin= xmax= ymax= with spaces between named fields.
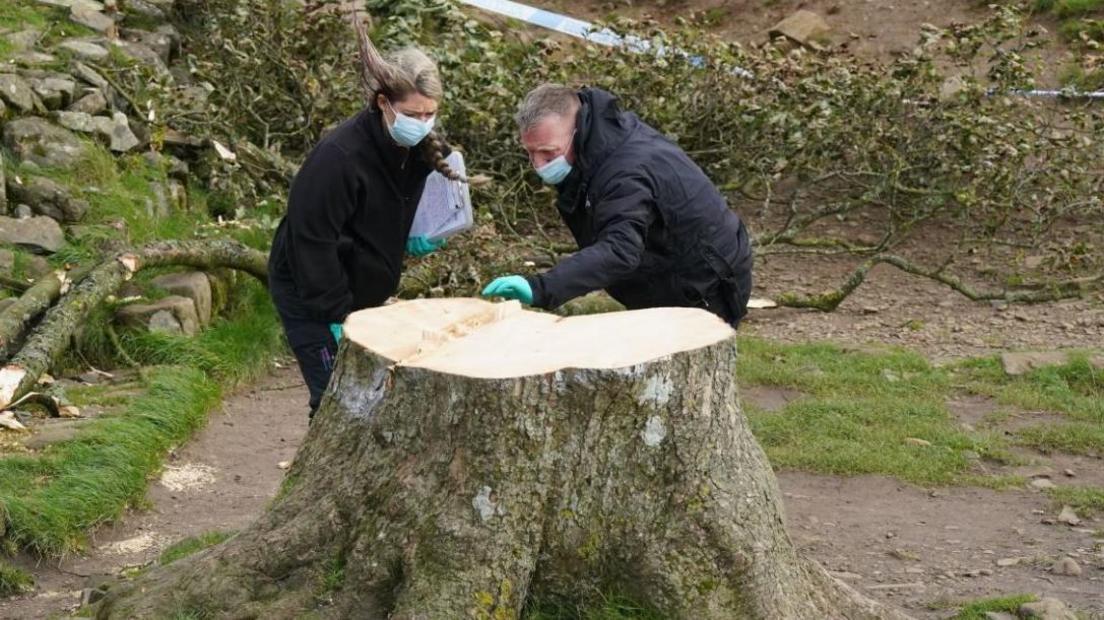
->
xmin=406 ymin=236 xmax=445 ymax=257
xmin=329 ymin=323 xmax=343 ymax=343
xmin=481 ymin=275 xmax=533 ymax=305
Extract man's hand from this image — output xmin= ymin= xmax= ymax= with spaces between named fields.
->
xmin=406 ymin=236 xmax=445 ymax=257
xmin=481 ymin=275 xmax=533 ymax=305
xmin=329 ymin=323 xmax=343 ymax=342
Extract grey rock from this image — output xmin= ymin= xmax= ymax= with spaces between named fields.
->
xmin=28 ymin=76 xmax=78 ymax=110
xmin=1057 ymin=505 xmax=1081 ymax=526
xmin=69 ymin=61 xmax=109 ymax=90
xmin=122 ymin=0 xmax=165 ymax=20
xmin=1051 ymin=557 xmax=1082 ymax=577
xmin=0 ymin=98 xmax=6 ymax=119
xmin=0 ymin=73 xmax=39 ymax=113
xmin=151 ymin=272 xmax=212 ymax=326
xmin=0 ymin=248 xmax=51 ymax=278
xmin=7 ymin=29 xmax=42 ymax=51
xmin=6 ymin=175 xmax=89 ymax=223
xmin=0 ymin=150 xmax=6 ymax=214
xmin=1019 ymin=597 xmax=1077 ymax=619
xmin=58 ymin=40 xmax=110 ymax=62
xmin=68 ymin=89 xmax=108 ymax=115
xmin=121 ymin=28 xmax=173 ymax=62
xmin=940 ymin=75 xmax=968 ymax=101
xmin=112 ymin=40 xmax=168 ymax=75
xmin=116 ymin=295 xmax=200 ymax=336
xmin=155 ymin=23 xmax=181 ymax=56
xmin=0 ymin=215 xmax=66 ymax=253
xmin=106 ymin=111 xmax=139 ymax=152
xmin=1030 ymin=478 xmax=1056 ymax=490
xmin=2 ymin=117 xmax=89 ymax=168
xmin=167 ymin=179 xmax=187 ymax=210
xmin=0 ymin=298 xmax=14 ymax=314
xmin=55 ymin=110 xmax=99 ymax=133
xmin=36 ymin=0 xmax=105 ymax=8
xmin=14 ymin=205 xmax=33 ymax=218
xmin=769 ymin=10 xmax=832 ymax=50
xmin=1001 ymin=350 xmax=1072 ymax=376
xmin=70 ymin=5 xmax=117 ymax=36
xmin=13 ymin=51 xmax=59 ymax=67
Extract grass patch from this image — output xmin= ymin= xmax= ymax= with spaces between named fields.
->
xmin=0 ymin=561 xmax=33 ymax=597
xmin=946 ymin=593 xmax=1037 ymax=619
xmin=1047 ymin=485 xmax=1104 ymax=517
xmin=736 ymin=338 xmax=997 ymax=485
xmin=1036 ymin=0 xmax=1104 ymax=17
xmin=159 ymin=530 xmax=235 ymax=566
xmin=525 ymin=594 xmax=665 ymax=620
xmin=0 ymin=285 xmax=283 ymax=555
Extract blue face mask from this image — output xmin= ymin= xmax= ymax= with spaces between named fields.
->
xmin=536 ymin=155 xmax=573 ymax=185
xmin=387 ymin=101 xmax=435 ymax=147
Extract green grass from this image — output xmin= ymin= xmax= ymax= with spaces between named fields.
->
xmin=0 ymin=561 xmax=33 ymax=597
xmin=1047 ymin=485 xmax=1104 ymax=517
xmin=1036 ymin=0 xmax=1104 ymax=16
xmin=946 ymin=593 xmax=1037 ymax=619
xmin=735 ymin=338 xmax=1104 ymax=484
xmin=0 ymin=285 xmax=283 ymax=555
xmin=525 ymin=594 xmax=665 ymax=620
xmin=158 ymin=530 xmax=235 ymax=566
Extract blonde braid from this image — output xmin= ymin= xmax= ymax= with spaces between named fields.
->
xmin=422 ymin=130 xmax=465 ymax=182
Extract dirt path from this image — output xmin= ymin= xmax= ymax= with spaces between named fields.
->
xmin=2 ymin=361 xmax=1101 ymax=619
xmin=0 ymin=366 xmax=309 ymax=620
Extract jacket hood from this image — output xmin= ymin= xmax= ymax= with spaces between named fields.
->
xmin=572 ymin=87 xmax=639 ymax=182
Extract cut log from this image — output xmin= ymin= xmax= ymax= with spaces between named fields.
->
xmin=96 ymin=299 xmax=907 ymax=619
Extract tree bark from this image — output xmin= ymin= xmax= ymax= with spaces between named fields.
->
xmin=95 ymin=299 xmax=909 ymax=620
xmin=0 ymin=239 xmax=268 ymax=410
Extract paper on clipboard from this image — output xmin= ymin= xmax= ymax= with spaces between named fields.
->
xmin=411 ymin=151 xmax=473 ymax=242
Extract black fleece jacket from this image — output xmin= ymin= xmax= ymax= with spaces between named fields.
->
xmin=526 ymin=88 xmax=752 ymax=319
xmin=268 ymin=107 xmax=437 ymax=323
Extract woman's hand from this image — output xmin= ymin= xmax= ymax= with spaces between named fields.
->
xmin=406 ymin=236 xmax=445 ymax=257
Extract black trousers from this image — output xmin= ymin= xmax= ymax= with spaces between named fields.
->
xmin=269 ymin=271 xmax=339 ymax=417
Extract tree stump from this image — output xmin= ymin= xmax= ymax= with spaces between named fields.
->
xmin=96 ymin=299 xmax=908 ymax=619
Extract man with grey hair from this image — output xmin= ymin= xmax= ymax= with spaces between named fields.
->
xmin=482 ymin=85 xmax=753 ymax=327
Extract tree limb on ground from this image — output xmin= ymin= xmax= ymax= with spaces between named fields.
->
xmin=0 ymin=239 xmax=268 ymax=410
xmin=777 ymin=254 xmax=1103 ymax=312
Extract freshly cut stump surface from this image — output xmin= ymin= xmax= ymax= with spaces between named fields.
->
xmin=97 ymin=298 xmax=909 ymax=619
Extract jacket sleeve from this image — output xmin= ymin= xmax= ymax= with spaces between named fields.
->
xmin=283 ymin=143 xmax=358 ymax=323
xmin=527 ymin=174 xmax=655 ymax=309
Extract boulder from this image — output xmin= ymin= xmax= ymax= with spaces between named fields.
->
xmin=110 ymin=40 xmax=169 ymax=75
xmin=0 ymin=73 xmax=40 ymax=113
xmin=0 ymin=215 xmax=66 ymax=253
xmin=68 ymin=89 xmax=109 ymax=115
xmin=6 ymin=175 xmax=89 ymax=223
xmin=26 ymin=75 xmax=78 ymax=110
xmin=2 ymin=117 xmax=90 ymax=168
xmin=151 ymin=272 xmax=212 ymax=325
xmin=58 ymin=40 xmax=110 ymax=62
xmin=55 ymin=110 xmax=100 ymax=133
xmin=121 ymin=28 xmax=173 ymax=63
xmin=70 ymin=4 xmax=118 ymax=37
xmin=122 ymin=0 xmax=166 ymax=20
xmin=0 ymin=248 xmax=52 ymax=278
xmin=1019 ymin=598 xmax=1077 ymax=620
xmin=106 ymin=111 xmax=139 ymax=152
xmin=116 ymin=295 xmax=200 ymax=336
xmin=14 ymin=51 xmax=61 ymax=68
xmin=769 ymin=10 xmax=832 ymax=51
xmin=7 ymin=29 xmax=42 ymax=52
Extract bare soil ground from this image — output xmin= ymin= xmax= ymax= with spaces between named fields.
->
xmin=0 ymin=366 xmax=310 ymax=620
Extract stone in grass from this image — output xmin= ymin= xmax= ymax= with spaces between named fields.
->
xmin=116 ymin=295 xmax=200 ymax=336
xmin=12 ymin=51 xmax=59 ymax=67
xmin=150 ymin=272 xmax=212 ymax=326
xmin=105 ymin=111 xmax=140 ymax=152
xmin=59 ymin=40 xmax=110 ymax=62
xmin=0 ymin=248 xmax=51 ymax=279
xmin=1019 ymin=597 xmax=1077 ymax=619
xmin=70 ymin=4 xmax=117 ymax=36
xmin=1051 ymin=557 xmax=1081 ymax=577
xmin=1030 ymin=478 xmax=1056 ymax=490
xmin=769 ymin=10 xmax=832 ymax=51
xmin=1056 ymin=505 xmax=1081 ymax=526
xmin=6 ymin=175 xmax=90 ymax=223
xmin=0 ymin=74 xmax=40 ymax=113
xmin=26 ymin=75 xmax=78 ymax=110
xmin=0 ymin=216 xmax=66 ymax=254
xmin=68 ymin=89 xmax=109 ymax=115
xmin=2 ymin=117 xmax=90 ymax=168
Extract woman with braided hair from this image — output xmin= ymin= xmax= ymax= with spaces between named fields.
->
xmin=268 ymin=31 xmax=464 ymax=419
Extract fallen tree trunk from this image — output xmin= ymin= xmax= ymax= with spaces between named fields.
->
xmin=0 ymin=239 xmax=268 ymax=410
xmin=0 ymin=266 xmax=98 ymax=362
xmin=95 ymin=298 xmax=909 ymax=619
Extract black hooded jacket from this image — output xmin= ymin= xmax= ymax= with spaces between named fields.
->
xmin=268 ymin=107 xmax=438 ymax=323
xmin=526 ymin=88 xmax=753 ymax=323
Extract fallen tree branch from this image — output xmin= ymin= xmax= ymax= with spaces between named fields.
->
xmin=0 ymin=239 xmax=268 ymax=410
xmin=0 ymin=268 xmax=91 ymax=362
xmin=777 ymin=254 xmax=1103 ymax=312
